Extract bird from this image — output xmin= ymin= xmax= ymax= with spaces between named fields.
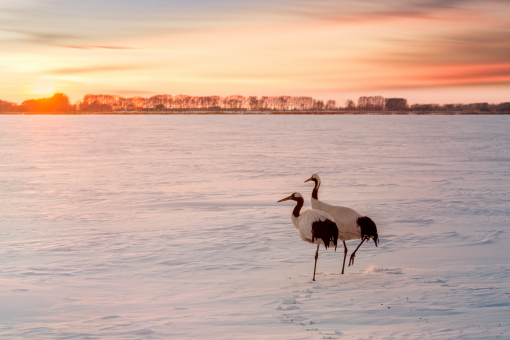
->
xmin=304 ymin=174 xmax=379 ymax=268
xmin=277 ymin=192 xmax=339 ymax=281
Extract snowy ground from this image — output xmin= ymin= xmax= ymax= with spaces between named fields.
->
xmin=0 ymin=115 xmax=509 ymax=339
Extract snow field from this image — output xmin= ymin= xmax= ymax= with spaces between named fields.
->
xmin=0 ymin=115 xmax=509 ymax=339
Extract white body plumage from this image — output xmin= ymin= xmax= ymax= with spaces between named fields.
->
xmin=291 ymin=208 xmax=337 ymax=247
xmin=306 ymin=174 xmax=362 ymax=241
xmin=311 ymin=198 xmax=362 ymax=241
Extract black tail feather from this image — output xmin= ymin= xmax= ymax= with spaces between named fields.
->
xmin=312 ymin=219 xmax=338 ymax=251
xmin=357 ymin=216 xmax=379 ymax=247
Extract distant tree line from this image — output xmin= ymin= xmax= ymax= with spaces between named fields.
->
xmin=1 ymin=93 xmax=509 ymax=113
xmin=0 ymin=93 xmax=74 ymax=112
xmin=0 ymin=100 xmax=18 ymax=112
xmin=408 ymin=102 xmax=510 ymax=112
xmin=77 ymin=94 xmax=337 ymax=112
xmin=346 ymin=96 xmax=510 ymax=113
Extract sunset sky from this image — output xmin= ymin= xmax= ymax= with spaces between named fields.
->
xmin=1 ymin=0 xmax=510 ymax=104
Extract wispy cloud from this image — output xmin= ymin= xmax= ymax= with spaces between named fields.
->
xmin=50 ymin=65 xmax=143 ymax=75
xmin=277 ymin=0 xmax=481 ymax=21
xmin=392 ymin=63 xmax=510 ymax=88
xmin=65 ymin=45 xmax=138 ymax=50
xmin=0 ymin=28 xmax=83 ymax=45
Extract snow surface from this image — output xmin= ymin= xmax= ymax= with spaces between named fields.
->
xmin=0 ymin=115 xmax=509 ymax=339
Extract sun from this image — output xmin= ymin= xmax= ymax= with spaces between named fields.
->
xmin=33 ymin=78 xmax=55 ymax=94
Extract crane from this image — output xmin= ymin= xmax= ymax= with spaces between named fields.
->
xmin=277 ymin=192 xmax=339 ymax=280
xmin=305 ymin=174 xmax=379 ymax=267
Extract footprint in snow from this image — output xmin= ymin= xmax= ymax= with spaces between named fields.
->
xmin=276 ymin=305 xmax=300 ymax=310
xmin=293 ymin=288 xmax=313 ymax=293
xmin=320 ymin=330 xmax=343 ymax=339
xmin=282 ymin=298 xmax=297 ymax=304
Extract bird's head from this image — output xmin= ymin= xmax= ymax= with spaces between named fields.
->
xmin=304 ymin=174 xmax=321 ymax=185
xmin=277 ymin=192 xmax=303 ymax=203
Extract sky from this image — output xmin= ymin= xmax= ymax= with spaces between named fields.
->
xmin=1 ymin=0 xmax=510 ymax=105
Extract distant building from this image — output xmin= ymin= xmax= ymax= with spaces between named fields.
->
xmin=385 ymin=98 xmax=408 ymax=111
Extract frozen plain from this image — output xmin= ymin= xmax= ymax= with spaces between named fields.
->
xmin=0 ymin=115 xmax=509 ymax=339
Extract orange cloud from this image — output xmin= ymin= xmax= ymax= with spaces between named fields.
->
xmin=330 ymin=63 xmax=510 ymax=90
xmin=65 ymin=45 xmax=138 ymax=50
xmin=50 ymin=65 xmax=145 ymax=75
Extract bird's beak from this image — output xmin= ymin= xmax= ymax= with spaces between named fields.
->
xmin=277 ymin=195 xmax=293 ymax=203
xmin=304 ymin=177 xmax=313 ymax=183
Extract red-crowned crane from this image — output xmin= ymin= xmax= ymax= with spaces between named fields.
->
xmin=304 ymin=174 xmax=379 ymax=267
xmin=277 ymin=192 xmax=339 ymax=281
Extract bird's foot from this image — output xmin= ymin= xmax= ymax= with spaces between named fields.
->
xmin=348 ymin=255 xmax=355 ymax=267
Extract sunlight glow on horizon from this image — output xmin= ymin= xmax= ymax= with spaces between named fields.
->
xmin=32 ymin=78 xmax=55 ymax=94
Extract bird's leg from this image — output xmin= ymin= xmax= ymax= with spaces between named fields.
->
xmin=348 ymin=238 xmax=366 ymax=267
xmin=313 ymin=244 xmax=319 ymax=281
xmin=341 ymin=241 xmax=348 ymax=274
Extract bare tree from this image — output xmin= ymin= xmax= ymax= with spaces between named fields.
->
xmin=358 ymin=96 xmax=367 ymax=111
xmin=373 ymin=95 xmax=385 ymax=111
xmin=325 ymin=100 xmax=336 ymax=110
xmin=315 ymin=100 xmax=324 ymax=111
xmin=248 ymin=96 xmax=259 ymax=110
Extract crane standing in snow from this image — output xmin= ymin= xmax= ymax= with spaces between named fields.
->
xmin=277 ymin=192 xmax=339 ymax=281
xmin=304 ymin=174 xmax=379 ymax=269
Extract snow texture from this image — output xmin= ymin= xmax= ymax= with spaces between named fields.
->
xmin=0 ymin=115 xmax=509 ymax=339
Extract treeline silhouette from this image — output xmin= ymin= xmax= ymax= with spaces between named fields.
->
xmin=1 ymin=93 xmax=509 ymax=113
xmin=78 ymin=94 xmax=336 ymax=111
xmin=1 ymin=93 xmax=72 ymax=113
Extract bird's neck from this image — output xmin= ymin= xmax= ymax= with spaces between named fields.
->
xmin=312 ymin=179 xmax=320 ymax=200
xmin=292 ymin=198 xmax=304 ymax=218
